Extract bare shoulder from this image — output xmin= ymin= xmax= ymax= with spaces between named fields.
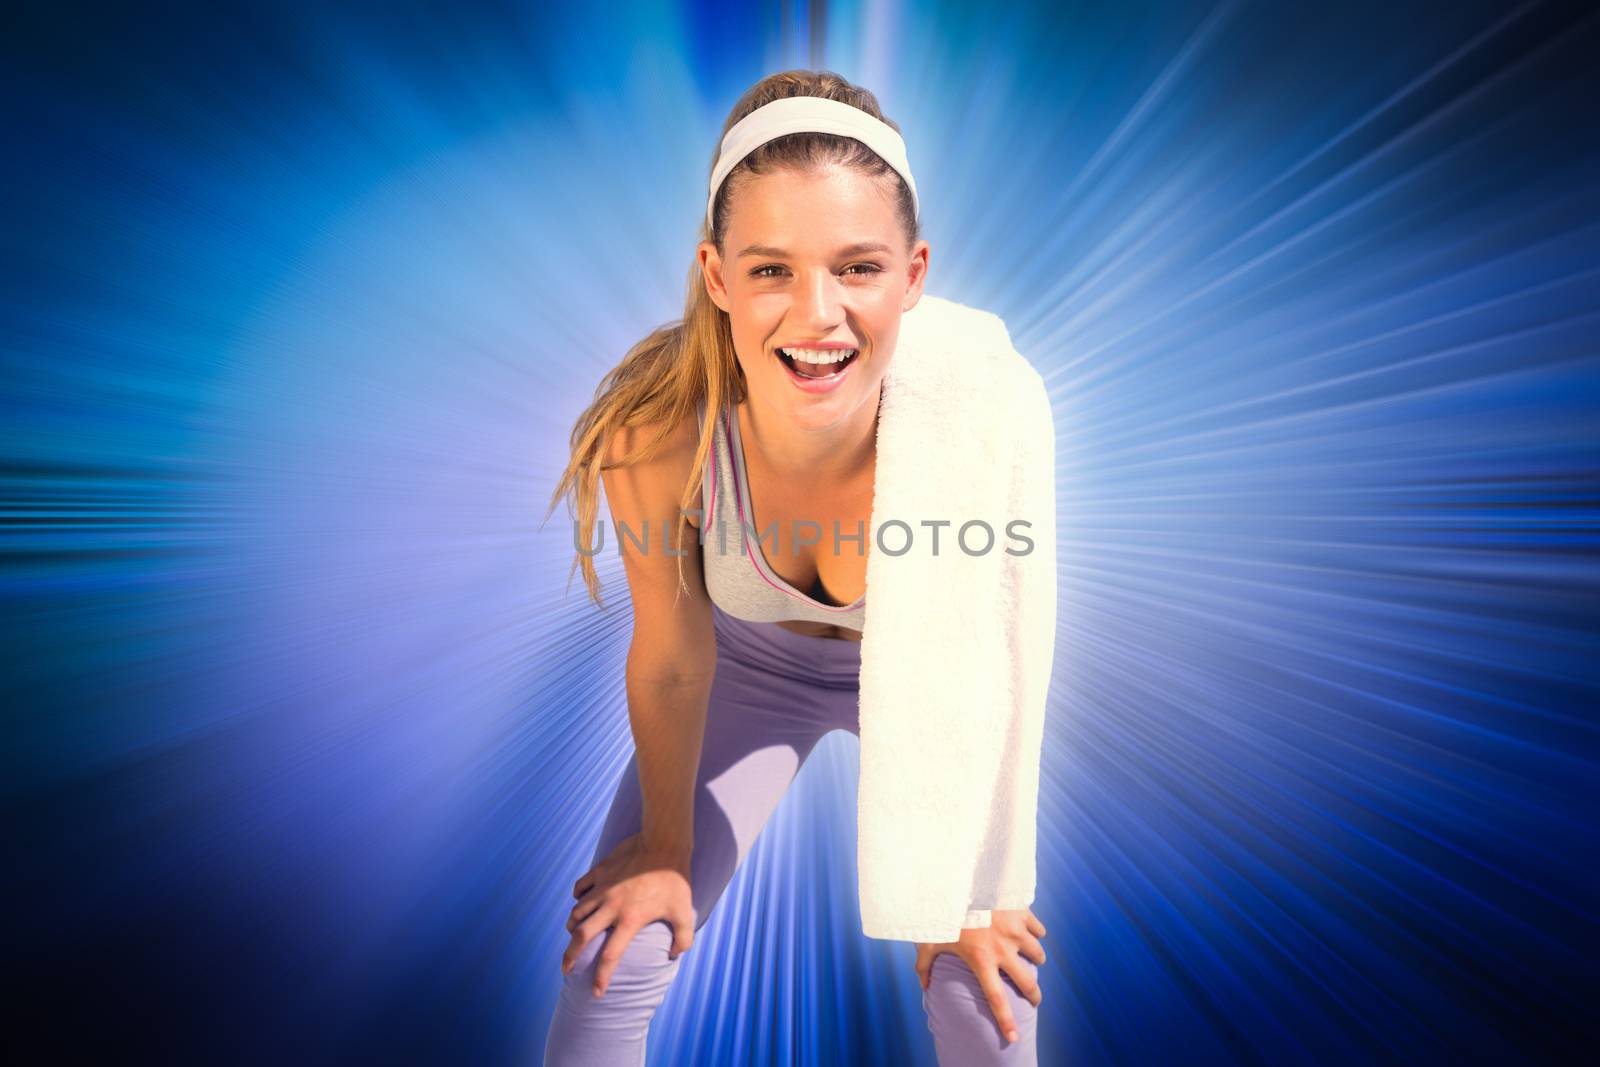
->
xmin=602 ymin=404 xmax=705 ymax=522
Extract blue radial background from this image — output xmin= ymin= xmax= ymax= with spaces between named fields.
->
xmin=3 ymin=1 xmax=1598 ymax=1064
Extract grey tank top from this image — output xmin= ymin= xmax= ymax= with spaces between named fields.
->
xmin=697 ymin=397 xmax=868 ymax=630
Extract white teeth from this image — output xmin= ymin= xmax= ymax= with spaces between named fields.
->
xmin=780 ymin=347 xmax=857 ymax=364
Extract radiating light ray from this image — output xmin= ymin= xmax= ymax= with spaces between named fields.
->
xmin=1210 ymin=11 xmax=1577 ymax=264
xmin=1238 ymin=2 xmax=1542 ymax=211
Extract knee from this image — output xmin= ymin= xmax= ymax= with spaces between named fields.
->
xmin=551 ymin=919 xmax=682 ymax=1027
xmin=922 ymin=953 xmax=1039 ymax=1060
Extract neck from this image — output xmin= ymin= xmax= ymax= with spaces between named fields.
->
xmin=741 ymin=385 xmax=880 ymax=482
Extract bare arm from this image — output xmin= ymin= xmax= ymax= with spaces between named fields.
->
xmin=600 ymin=413 xmax=717 ymax=866
xmin=625 ymin=673 xmax=711 ymax=863
xmin=562 ymin=414 xmax=716 ymax=987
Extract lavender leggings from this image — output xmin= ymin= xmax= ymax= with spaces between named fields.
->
xmin=543 ymin=605 xmax=1039 ymax=1066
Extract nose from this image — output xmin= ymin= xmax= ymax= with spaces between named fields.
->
xmin=797 ymin=268 xmax=847 ymax=332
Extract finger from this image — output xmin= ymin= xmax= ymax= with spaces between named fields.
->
xmin=560 ymin=904 xmax=614 ymax=976
xmin=914 ymin=944 xmax=944 ymax=991
xmin=566 ymin=892 xmax=605 ymax=934
xmin=1020 ymin=933 xmax=1047 ymax=967
xmin=593 ymin=918 xmax=643 ymax=996
xmin=667 ymin=909 xmax=696 ymax=961
xmin=572 ymin=872 xmax=614 ymax=917
xmin=1001 ymin=955 xmax=1043 ymax=1009
xmin=977 ymin=967 xmax=1020 ymax=1045
xmin=573 ymin=870 xmax=597 ymax=900
xmin=1025 ymin=912 xmax=1046 ymax=939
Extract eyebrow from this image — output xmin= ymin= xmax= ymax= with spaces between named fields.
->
xmin=736 ymin=241 xmax=893 ymax=259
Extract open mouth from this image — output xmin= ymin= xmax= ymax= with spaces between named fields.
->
xmin=777 ymin=347 xmax=860 ymax=380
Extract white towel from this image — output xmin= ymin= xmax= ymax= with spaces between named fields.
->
xmin=856 ymin=293 xmax=1058 ymax=943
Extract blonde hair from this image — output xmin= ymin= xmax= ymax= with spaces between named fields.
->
xmin=545 ymin=69 xmax=921 ymax=609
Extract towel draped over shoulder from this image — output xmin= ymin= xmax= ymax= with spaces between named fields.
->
xmin=855 ymin=294 xmax=1059 ymax=943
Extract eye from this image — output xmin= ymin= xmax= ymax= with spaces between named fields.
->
xmin=749 ymin=263 xmax=884 ymax=278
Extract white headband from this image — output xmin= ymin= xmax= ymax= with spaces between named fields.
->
xmin=706 ymin=95 xmax=920 ymax=233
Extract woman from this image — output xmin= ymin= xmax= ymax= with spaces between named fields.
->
xmin=544 ymin=70 xmax=1048 ymax=1065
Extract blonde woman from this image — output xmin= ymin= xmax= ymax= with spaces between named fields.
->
xmin=545 ymin=70 xmax=1048 ymax=1065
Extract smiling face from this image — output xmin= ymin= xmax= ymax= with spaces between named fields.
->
xmin=698 ymin=163 xmax=930 ymax=429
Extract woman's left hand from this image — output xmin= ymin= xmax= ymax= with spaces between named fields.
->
xmin=913 ymin=908 xmax=1047 ymax=1044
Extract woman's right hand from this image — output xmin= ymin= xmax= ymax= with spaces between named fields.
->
xmin=562 ymin=832 xmax=697 ymax=997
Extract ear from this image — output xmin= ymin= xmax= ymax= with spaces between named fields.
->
xmin=698 ymin=241 xmax=731 ymax=314
xmin=902 ymin=238 xmax=930 ymax=312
